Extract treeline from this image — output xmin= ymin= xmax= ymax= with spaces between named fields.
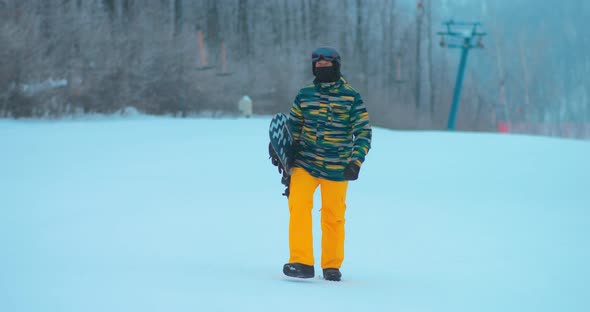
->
xmin=0 ymin=0 xmax=469 ymax=130
xmin=0 ymin=0 xmax=588 ymax=135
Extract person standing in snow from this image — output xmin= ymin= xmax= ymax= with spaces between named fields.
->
xmin=238 ymin=95 xmax=253 ymax=118
xmin=270 ymin=47 xmax=372 ymax=281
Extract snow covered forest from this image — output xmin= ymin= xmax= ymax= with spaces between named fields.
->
xmin=0 ymin=0 xmax=589 ymax=136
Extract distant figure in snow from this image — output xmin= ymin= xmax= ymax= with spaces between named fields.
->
xmin=269 ymin=47 xmax=372 ymax=281
xmin=238 ymin=95 xmax=253 ymax=118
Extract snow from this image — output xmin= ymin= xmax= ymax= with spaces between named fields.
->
xmin=1 ymin=116 xmax=589 ymax=312
xmin=21 ymin=78 xmax=68 ymax=96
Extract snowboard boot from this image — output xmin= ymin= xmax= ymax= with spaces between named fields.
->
xmin=283 ymin=263 xmax=315 ymax=279
xmin=322 ymin=268 xmax=342 ymax=281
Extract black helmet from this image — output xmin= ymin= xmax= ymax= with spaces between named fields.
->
xmin=311 ymin=47 xmax=341 ymax=77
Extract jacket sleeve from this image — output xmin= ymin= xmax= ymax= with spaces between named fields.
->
xmin=350 ymin=94 xmax=372 ymax=166
xmin=288 ymin=93 xmax=304 ymax=142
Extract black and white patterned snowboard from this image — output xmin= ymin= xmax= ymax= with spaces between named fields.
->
xmin=269 ymin=113 xmax=295 ymax=175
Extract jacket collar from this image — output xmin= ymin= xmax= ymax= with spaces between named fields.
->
xmin=314 ymin=76 xmax=346 ymax=91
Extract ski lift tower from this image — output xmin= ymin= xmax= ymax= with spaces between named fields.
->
xmin=437 ymin=20 xmax=486 ymax=130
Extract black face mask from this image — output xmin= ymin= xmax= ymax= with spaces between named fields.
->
xmin=314 ymin=66 xmax=340 ymax=83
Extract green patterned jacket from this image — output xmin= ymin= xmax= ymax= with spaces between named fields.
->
xmin=288 ymin=77 xmax=372 ymax=181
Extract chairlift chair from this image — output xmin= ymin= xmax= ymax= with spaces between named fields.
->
xmin=195 ymin=31 xmax=214 ymax=71
xmin=216 ymin=41 xmax=233 ymax=76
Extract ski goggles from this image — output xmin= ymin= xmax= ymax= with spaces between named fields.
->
xmin=311 ymin=48 xmax=341 ymax=63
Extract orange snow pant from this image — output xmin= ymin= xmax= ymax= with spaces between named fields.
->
xmin=288 ymin=167 xmax=348 ymax=269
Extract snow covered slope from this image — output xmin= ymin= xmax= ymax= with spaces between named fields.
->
xmin=1 ymin=117 xmax=589 ymax=312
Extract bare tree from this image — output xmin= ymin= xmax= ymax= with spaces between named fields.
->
xmin=518 ymin=31 xmax=531 ymax=120
xmin=174 ymin=0 xmax=183 ymax=37
xmin=426 ymin=0 xmax=435 ymax=117
xmin=415 ymin=1 xmax=425 ymax=109
xmin=354 ymin=0 xmax=368 ymax=94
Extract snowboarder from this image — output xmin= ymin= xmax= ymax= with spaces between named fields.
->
xmin=270 ymin=47 xmax=372 ymax=281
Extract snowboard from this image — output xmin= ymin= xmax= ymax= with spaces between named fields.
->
xmin=269 ymin=113 xmax=295 ymax=175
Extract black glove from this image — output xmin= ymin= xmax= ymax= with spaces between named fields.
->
xmin=343 ymin=162 xmax=360 ymax=181
xmin=281 ymin=172 xmax=290 ymax=197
